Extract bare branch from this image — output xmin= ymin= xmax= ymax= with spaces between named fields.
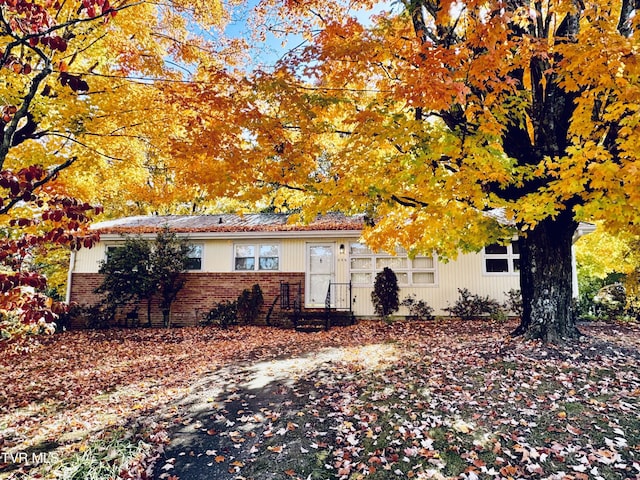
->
xmin=391 ymin=194 xmax=429 ymax=208
xmin=45 ymin=132 xmax=128 ymax=162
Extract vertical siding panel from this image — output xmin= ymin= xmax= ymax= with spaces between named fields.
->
xmin=202 ymin=240 xmax=232 ymax=272
xmin=335 ymin=238 xmax=352 ymax=284
xmin=73 ymin=245 xmax=107 ymax=273
xmin=280 ymin=239 xmax=305 ymax=272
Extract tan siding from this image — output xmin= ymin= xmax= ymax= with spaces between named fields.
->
xmin=202 ymin=241 xmax=232 ymax=271
xmin=73 ymin=244 xmax=107 ymax=273
xmin=351 ymin=252 xmax=520 ymax=317
xmin=438 ymin=252 xmax=520 ymax=308
xmin=335 ymin=238 xmax=353 ymax=284
xmin=280 ymin=239 xmax=305 ymax=272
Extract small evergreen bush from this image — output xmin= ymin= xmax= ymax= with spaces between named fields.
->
xmin=371 ymin=267 xmax=400 ymax=318
xmin=237 ymin=284 xmax=264 ymax=325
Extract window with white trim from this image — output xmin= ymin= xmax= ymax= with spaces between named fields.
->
xmin=483 ymin=241 xmax=519 ymax=274
xmin=349 ymin=243 xmax=437 ymax=286
xmin=186 ymin=244 xmax=203 ymax=270
xmin=106 ymin=243 xmax=203 ymax=271
xmin=234 ymin=243 xmax=280 ymax=271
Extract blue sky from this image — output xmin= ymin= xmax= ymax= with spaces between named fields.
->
xmin=218 ymin=1 xmax=398 ymax=70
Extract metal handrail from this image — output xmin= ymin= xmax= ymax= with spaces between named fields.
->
xmin=325 ymin=282 xmax=352 ymax=312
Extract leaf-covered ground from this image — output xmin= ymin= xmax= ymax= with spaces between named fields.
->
xmin=1 ymin=320 xmax=639 ymax=480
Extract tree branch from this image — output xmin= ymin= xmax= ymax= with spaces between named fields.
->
xmin=1 ymin=64 xmax=52 ymax=169
xmin=0 ymin=157 xmax=77 ymax=215
xmin=44 ymin=132 xmax=128 ymax=162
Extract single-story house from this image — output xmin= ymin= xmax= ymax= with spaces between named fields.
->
xmin=66 ymin=213 xmax=593 ymax=328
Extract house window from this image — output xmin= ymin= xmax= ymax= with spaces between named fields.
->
xmin=349 ymin=243 xmax=437 ymax=286
xmin=483 ymin=241 xmax=519 ymax=274
xmin=234 ymin=244 xmax=280 ymax=271
xmin=105 ymin=245 xmax=124 ymax=263
xmin=106 ymin=244 xmax=203 ymax=270
xmin=186 ymin=244 xmax=203 ymax=270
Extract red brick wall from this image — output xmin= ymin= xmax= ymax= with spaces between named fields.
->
xmin=69 ymin=272 xmax=306 ymax=328
xmin=68 ymin=273 xmax=104 ymax=307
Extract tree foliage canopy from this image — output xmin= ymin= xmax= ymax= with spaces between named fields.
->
xmin=163 ymin=0 xmax=640 ymax=341
xmin=0 ymin=0 xmax=227 ymax=331
xmin=205 ymin=0 xmax=640 ymax=251
xmin=6 ymin=0 xmax=640 ymax=341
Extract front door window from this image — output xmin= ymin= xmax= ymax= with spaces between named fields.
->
xmin=307 ymin=244 xmax=334 ymax=306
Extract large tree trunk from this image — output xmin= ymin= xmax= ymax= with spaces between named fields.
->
xmin=512 ymin=211 xmax=580 ymax=343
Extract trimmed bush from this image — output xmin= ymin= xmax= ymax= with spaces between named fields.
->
xmin=444 ymin=288 xmax=503 ymax=320
xmin=371 ymin=267 xmax=400 ymax=318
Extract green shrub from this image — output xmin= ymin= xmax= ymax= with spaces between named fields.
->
xmin=400 ymin=294 xmax=435 ymax=320
xmin=444 ymin=288 xmax=503 ymax=320
xmin=371 ymin=267 xmax=400 ymax=318
xmin=203 ymin=301 xmax=238 ymax=328
xmin=574 ymin=274 xmax=606 ymax=320
xmin=593 ymin=282 xmax=626 ymax=320
xmin=237 ymin=284 xmax=264 ymax=325
xmin=503 ymin=289 xmax=523 ymax=317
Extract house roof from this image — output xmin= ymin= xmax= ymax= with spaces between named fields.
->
xmin=92 ymin=211 xmax=595 ymax=243
xmin=92 ymin=213 xmax=365 ymax=235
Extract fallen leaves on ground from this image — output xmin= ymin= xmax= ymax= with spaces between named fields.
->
xmin=1 ymin=320 xmax=639 ymax=480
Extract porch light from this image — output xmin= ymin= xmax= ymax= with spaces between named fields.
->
xmin=339 ymin=244 xmax=345 ymax=255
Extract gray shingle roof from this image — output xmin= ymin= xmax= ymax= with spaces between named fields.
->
xmin=93 ymin=213 xmax=365 ymax=234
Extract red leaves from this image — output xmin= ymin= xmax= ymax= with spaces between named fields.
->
xmin=0 ymin=165 xmax=45 ymax=203
xmin=1 ymin=105 xmax=18 ymax=123
xmin=0 ymin=271 xmax=46 ymax=291
xmin=58 ymin=72 xmax=89 ymax=92
xmin=79 ymin=0 xmax=117 ymax=19
xmin=0 ymin=165 xmax=102 ymax=331
xmin=41 ymin=35 xmax=68 ymax=52
xmin=0 ymin=0 xmax=115 ymax=105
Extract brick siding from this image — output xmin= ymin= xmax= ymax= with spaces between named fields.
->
xmin=68 ymin=272 xmax=305 ymax=329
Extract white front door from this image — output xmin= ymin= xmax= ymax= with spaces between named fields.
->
xmin=307 ymin=243 xmax=335 ymax=307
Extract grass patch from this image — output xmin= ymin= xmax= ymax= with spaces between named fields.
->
xmin=28 ymin=429 xmax=156 ymax=480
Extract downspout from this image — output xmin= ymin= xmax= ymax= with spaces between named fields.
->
xmin=65 ymin=250 xmax=76 ymax=303
xmin=571 ymin=223 xmax=596 ymax=299
xmin=571 ymin=244 xmax=578 ymax=299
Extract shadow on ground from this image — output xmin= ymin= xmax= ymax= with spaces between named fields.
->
xmin=154 ymin=345 xmax=395 ymax=480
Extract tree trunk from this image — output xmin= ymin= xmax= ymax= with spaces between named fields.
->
xmin=146 ymin=298 xmax=152 ymax=327
xmin=162 ymin=308 xmax=170 ymax=328
xmin=512 ymin=211 xmax=580 ymax=343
